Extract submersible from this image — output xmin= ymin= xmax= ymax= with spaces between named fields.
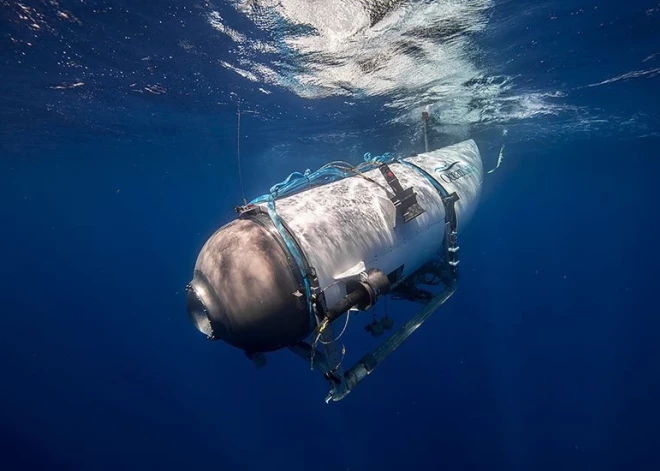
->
xmin=186 ymin=139 xmax=483 ymax=402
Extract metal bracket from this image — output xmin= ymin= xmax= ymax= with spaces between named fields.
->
xmin=379 ymin=164 xmax=425 ymax=223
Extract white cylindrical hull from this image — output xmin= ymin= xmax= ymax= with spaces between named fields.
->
xmin=267 ymin=139 xmax=483 ymax=308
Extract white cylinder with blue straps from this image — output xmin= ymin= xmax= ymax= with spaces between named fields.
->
xmin=262 ymin=139 xmax=483 ymax=310
xmin=186 ymin=139 xmax=483 ymax=355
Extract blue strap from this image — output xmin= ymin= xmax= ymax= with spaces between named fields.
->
xmin=250 ymin=152 xmax=397 ymax=205
xmin=248 ymin=151 xmax=399 ymax=330
xmin=265 ymin=196 xmax=315 ymax=330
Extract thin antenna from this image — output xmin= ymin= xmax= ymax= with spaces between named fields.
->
xmin=422 ymin=108 xmax=429 ymax=153
xmin=236 ymin=101 xmax=247 ymax=206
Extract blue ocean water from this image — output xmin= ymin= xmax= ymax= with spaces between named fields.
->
xmin=1 ymin=1 xmax=659 ymax=470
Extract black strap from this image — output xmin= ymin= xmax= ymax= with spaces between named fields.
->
xmin=441 ymin=192 xmax=460 ymax=282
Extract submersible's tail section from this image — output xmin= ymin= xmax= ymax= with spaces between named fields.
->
xmin=186 ymin=139 xmax=483 ymax=402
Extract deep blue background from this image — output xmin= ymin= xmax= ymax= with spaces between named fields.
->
xmin=2 ymin=1 xmax=660 ymax=470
